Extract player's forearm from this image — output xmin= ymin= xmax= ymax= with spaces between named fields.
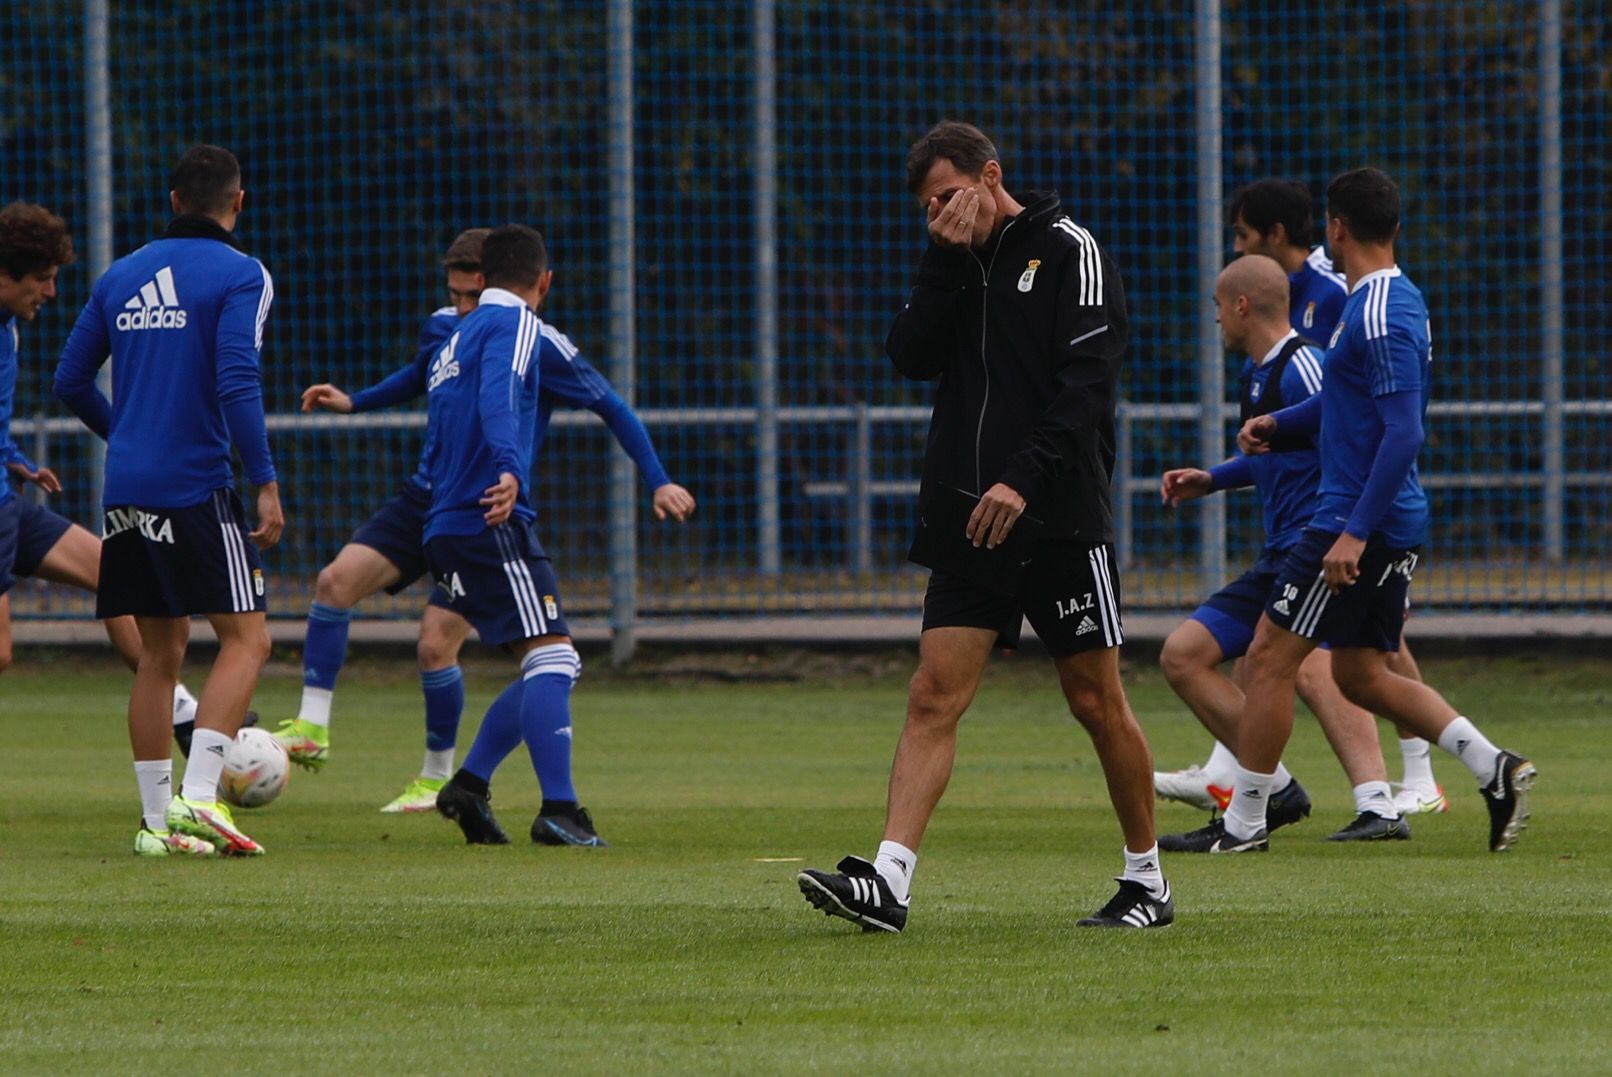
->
xmin=52 ymin=367 xmax=113 ymax=439
xmin=592 ymin=393 xmax=671 ymax=491
xmin=350 ymin=353 xmax=429 ymax=413
xmin=1208 ymin=455 xmax=1255 ymax=492
xmin=221 ymin=393 xmax=278 ymax=486
xmin=1267 ymin=391 xmax=1323 ymax=438
xmin=1343 ymin=392 xmax=1424 ymax=539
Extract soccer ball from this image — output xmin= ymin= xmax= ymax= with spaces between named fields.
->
xmin=219 ymin=727 xmax=291 ymax=809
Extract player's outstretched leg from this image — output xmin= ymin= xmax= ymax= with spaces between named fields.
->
xmin=435 ymin=681 xmax=520 ymax=844
xmin=517 ymin=641 xmax=604 ymax=846
xmin=1330 ymin=648 xmax=1534 ymax=852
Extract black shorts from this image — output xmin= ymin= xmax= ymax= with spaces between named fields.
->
xmin=348 ymin=482 xmax=430 ymax=594
xmin=425 ymin=520 xmax=571 ymax=647
xmin=1265 ymin=528 xmax=1417 ymax=652
xmin=98 ymin=490 xmax=266 ymax=618
xmin=0 ymin=497 xmax=74 ymax=596
xmin=922 ymin=540 xmax=1123 ymax=657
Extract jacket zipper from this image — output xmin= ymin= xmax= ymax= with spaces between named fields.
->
xmin=969 ymin=216 xmax=1018 ymax=494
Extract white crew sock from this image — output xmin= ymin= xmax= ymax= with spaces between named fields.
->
xmin=1203 ymin=740 xmax=1238 ymax=785
xmin=1272 ymin=761 xmax=1294 ymax=790
xmin=134 ymin=760 xmax=174 ymax=831
xmin=873 ymin=840 xmax=917 ymax=905
xmin=1436 ymin=716 xmax=1502 ymax=784
xmin=180 ymin=729 xmax=232 ymax=802
xmin=1353 ymin=780 xmax=1397 ymax=819
xmin=1399 ymin=736 xmax=1436 ymax=790
xmin=421 ymin=748 xmax=455 ymax=782
xmin=297 ymin=686 xmax=333 ymax=728
xmin=1224 ymin=764 xmax=1276 ymax=839
xmin=172 ymin=684 xmax=199 ymax=726
xmin=1122 ymin=844 xmax=1166 ymax=899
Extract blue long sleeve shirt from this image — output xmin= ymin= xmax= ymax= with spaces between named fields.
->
xmin=54 ymin=217 xmax=276 ymax=508
xmin=0 ymin=315 xmax=39 ymax=510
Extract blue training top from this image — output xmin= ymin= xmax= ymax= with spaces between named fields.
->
xmin=0 ymin=314 xmax=38 ymax=511
xmin=351 ymin=308 xmax=670 ymax=495
xmin=1289 ymin=246 xmax=1348 ymax=344
xmin=54 ymin=217 xmax=276 ymax=508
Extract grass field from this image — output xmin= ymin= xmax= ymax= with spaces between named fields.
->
xmin=3 ymin=648 xmax=1610 ymax=1074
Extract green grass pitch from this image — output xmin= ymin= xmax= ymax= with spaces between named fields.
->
xmin=2 ymin=650 xmax=1610 ymax=1073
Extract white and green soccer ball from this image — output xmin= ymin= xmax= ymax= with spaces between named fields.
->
xmin=219 ymin=727 xmax=291 ymax=809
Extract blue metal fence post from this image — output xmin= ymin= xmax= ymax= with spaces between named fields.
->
xmin=85 ymin=0 xmax=112 ymax=534
xmin=607 ymin=0 xmax=639 ymax=665
xmin=1195 ymin=0 xmax=1226 ymax=595
xmin=1540 ymin=0 xmax=1565 ymax=563
xmin=754 ymin=0 xmax=781 ymax=576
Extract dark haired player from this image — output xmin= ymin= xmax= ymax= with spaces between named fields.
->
xmin=1211 ymin=167 xmax=1533 ymax=854
xmin=55 ymin=145 xmax=281 ymax=857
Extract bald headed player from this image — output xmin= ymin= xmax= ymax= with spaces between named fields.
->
xmin=1156 ymin=255 xmax=1408 ymax=846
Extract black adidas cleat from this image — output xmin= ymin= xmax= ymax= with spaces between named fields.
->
xmin=797 ymin=855 xmax=908 ymax=934
xmin=1267 ymin=778 xmax=1312 ymax=832
xmin=174 ymin=710 xmax=258 ymax=759
xmin=435 ymin=778 xmax=511 ymax=845
xmin=1158 ymin=816 xmax=1269 ymax=853
xmin=1077 ymin=878 xmax=1175 ymax=928
xmin=1482 ymin=751 xmax=1537 ymax=852
xmin=531 ymin=806 xmax=608 ymax=847
xmin=1326 ymin=811 xmax=1412 ymax=842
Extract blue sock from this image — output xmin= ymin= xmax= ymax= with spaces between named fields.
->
xmin=461 ymin=680 xmax=523 ymax=783
xmin=419 ymin=666 xmax=465 ymax=752
xmin=302 ymin=603 xmax=351 ymax=690
xmin=519 ymin=646 xmax=581 ymax=803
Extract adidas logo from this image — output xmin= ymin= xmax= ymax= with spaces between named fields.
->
xmin=1075 ymin=615 xmax=1099 ymax=636
xmin=1273 ymin=598 xmax=1291 ymax=614
xmin=1456 ymin=738 xmax=1470 ymax=756
xmin=116 ymin=266 xmax=188 ymax=331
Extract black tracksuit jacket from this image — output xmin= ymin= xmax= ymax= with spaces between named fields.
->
xmin=885 ymin=190 xmax=1128 ymax=545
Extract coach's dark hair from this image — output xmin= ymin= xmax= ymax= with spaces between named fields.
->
xmin=0 ymin=201 xmax=75 ymax=279
xmin=1227 ymin=178 xmax=1315 ymax=249
xmin=171 ymin=144 xmax=242 ymax=217
xmin=480 ymin=224 xmax=548 ymax=289
xmin=442 ymin=228 xmax=490 ymax=272
xmin=905 ymin=122 xmax=1000 ymax=194
xmin=1326 ymin=167 xmax=1400 ymax=244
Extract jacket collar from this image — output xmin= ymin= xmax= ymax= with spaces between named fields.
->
xmin=160 ymin=214 xmax=245 ymax=251
xmin=478 ymin=287 xmax=528 ymax=309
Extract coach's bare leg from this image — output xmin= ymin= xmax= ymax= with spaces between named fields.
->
xmin=1239 ymin=616 xmax=1318 ymax=773
xmin=1385 ymin=636 xmax=1425 ymax=741
xmin=315 ymin=543 xmax=403 ymax=610
xmin=1058 ymin=646 xmax=1156 ymax=852
xmin=1329 ymin=646 xmax=1458 ymax=743
xmin=1158 ymin=619 xmax=1241 ymax=749
xmin=31 ymin=523 xmax=143 ymax=669
xmin=195 ymin=611 xmax=271 ymax=737
xmin=0 ymin=593 xmax=13 ymax=674
xmin=131 ymin=616 xmax=188 ymax=759
xmin=1295 ymin=648 xmax=1388 ymax=785
xmin=881 ymin=627 xmax=996 ymax=851
xmin=419 ymin=603 xmax=473 ymax=674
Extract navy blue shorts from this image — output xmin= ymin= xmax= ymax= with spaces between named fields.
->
xmin=921 ymin=540 xmax=1124 ymax=657
xmin=1191 ymin=546 xmax=1286 ymax=660
xmin=0 ymin=497 xmax=74 ymax=596
xmin=98 ymin=490 xmax=266 ymax=618
xmin=1265 ymin=529 xmax=1418 ymax=652
xmin=425 ymin=520 xmax=571 ymax=647
xmin=349 ymin=482 xmax=430 ymax=594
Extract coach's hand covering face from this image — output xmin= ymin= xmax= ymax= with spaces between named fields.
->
xmin=917 ymin=157 xmax=1018 ymax=251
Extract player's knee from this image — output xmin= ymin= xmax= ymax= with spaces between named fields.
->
xmin=417 ymin=626 xmax=459 ymax=670
xmin=1158 ymin=633 xmax=1203 ymax=688
xmin=1294 ymin=658 xmax=1332 ymax=701
xmin=906 ymin=667 xmax=967 ymax=727
xmin=314 ymin=563 xmax=358 ymax=608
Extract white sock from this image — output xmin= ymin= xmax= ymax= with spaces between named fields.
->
xmin=1353 ymin=780 xmax=1397 ymax=818
xmin=421 ymin=748 xmax=454 ymax=782
xmin=172 ymin=684 xmax=198 ymax=726
xmin=1399 ymin=737 xmax=1436 ymax=790
xmin=297 ymin=686 xmax=333 ymax=728
xmin=180 ymin=729 xmax=232 ymax=802
xmin=1203 ymin=740 xmax=1238 ymax=785
xmin=1122 ymin=844 xmax=1166 ymax=899
xmin=873 ymin=840 xmax=916 ymax=905
xmin=134 ymin=760 xmax=173 ymax=831
xmin=1272 ymin=761 xmax=1294 ymax=789
xmin=1436 ymin=716 xmax=1502 ymax=784
xmin=1224 ymin=764 xmax=1276 ymax=839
